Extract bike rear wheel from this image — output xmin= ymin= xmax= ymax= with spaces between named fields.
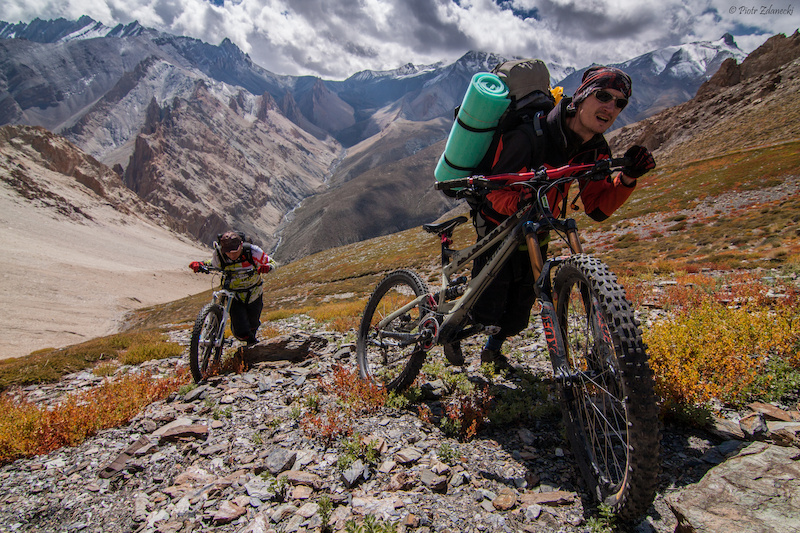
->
xmin=189 ymin=303 xmax=224 ymax=383
xmin=552 ymin=255 xmax=659 ymax=522
xmin=357 ymin=269 xmax=432 ymax=392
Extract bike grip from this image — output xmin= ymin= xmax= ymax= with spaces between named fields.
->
xmin=435 ymin=178 xmax=469 ymax=190
xmin=611 ymin=157 xmax=632 ymax=169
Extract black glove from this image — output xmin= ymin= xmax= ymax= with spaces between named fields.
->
xmin=622 ymin=145 xmax=655 ymax=179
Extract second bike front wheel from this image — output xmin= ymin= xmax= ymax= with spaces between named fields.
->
xmin=189 ymin=303 xmax=224 ymax=383
xmin=552 ymin=255 xmax=659 ymax=522
xmin=356 ymin=269 xmax=432 ymax=392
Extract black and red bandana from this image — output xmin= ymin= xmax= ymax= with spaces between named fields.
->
xmin=573 ymin=66 xmax=632 ymax=105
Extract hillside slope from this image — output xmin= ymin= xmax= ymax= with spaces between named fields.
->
xmin=0 ymin=125 xmax=209 ymax=359
xmin=584 ymin=32 xmax=800 ymax=270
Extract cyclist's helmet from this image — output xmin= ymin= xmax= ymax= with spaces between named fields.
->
xmin=219 ymin=231 xmax=243 ymax=253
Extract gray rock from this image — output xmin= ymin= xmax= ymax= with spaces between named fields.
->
xmin=740 ymin=412 xmax=768 ymax=440
xmin=525 ymin=503 xmax=543 ymax=520
xmin=421 ymin=379 xmax=448 ymax=399
xmin=183 ymin=385 xmax=208 ymax=402
xmin=241 ymin=333 xmax=328 ymax=364
xmin=245 ymin=479 xmax=277 ymax=501
xmin=419 ymin=469 xmax=447 ymax=492
xmin=668 ymin=442 xmax=800 ymax=532
xmin=341 ymin=459 xmax=367 ymax=488
xmin=395 ymin=447 xmax=423 ymax=464
xmin=265 ymin=448 xmax=296 ymax=475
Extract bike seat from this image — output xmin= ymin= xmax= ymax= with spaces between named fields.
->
xmin=423 ymin=216 xmax=468 ymax=235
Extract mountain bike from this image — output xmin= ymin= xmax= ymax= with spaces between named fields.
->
xmin=355 ymin=158 xmax=660 ymax=521
xmin=189 ymin=265 xmax=236 ymax=383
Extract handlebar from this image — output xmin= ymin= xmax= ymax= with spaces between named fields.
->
xmin=194 ymin=264 xmax=222 ymax=274
xmin=435 ymin=157 xmax=632 ymax=192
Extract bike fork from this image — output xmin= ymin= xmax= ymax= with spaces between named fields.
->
xmin=523 ymin=222 xmax=570 ymax=379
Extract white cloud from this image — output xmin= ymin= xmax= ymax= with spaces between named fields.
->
xmin=2 ymin=0 xmax=793 ymax=79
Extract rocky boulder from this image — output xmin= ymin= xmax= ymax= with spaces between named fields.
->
xmin=668 ymin=441 xmax=800 ymax=533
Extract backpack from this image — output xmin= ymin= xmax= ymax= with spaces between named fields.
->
xmin=472 ymin=58 xmax=559 ymax=177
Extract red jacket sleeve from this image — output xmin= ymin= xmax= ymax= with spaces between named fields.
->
xmin=249 ymin=245 xmax=272 ymax=267
xmin=580 ymin=174 xmax=636 ymax=221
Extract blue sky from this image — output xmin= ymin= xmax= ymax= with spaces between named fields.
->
xmin=3 ymin=0 xmax=797 ymax=79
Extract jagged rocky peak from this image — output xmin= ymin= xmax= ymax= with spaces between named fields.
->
xmin=698 ymin=30 xmax=800 ymax=98
xmin=721 ymin=32 xmax=737 ymax=47
xmin=454 ymin=50 xmax=507 ymax=73
xmin=106 ymin=20 xmax=146 ymax=38
xmin=739 ymin=30 xmax=800 ymax=78
xmin=217 ymin=37 xmax=249 ymax=60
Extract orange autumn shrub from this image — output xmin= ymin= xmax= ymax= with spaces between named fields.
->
xmin=0 ymin=369 xmax=187 ymax=465
xmin=645 ymin=301 xmax=800 ymax=408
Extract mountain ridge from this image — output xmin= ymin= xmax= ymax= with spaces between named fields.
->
xmin=0 ymin=27 xmax=798 ymax=361
xmin=0 ymin=16 xmax=747 ymax=259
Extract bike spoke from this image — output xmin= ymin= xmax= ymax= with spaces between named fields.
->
xmin=561 ymin=276 xmax=632 ymax=489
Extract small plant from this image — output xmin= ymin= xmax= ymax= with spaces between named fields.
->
xmin=319 ymin=494 xmax=333 ymax=532
xmin=417 ymin=403 xmax=432 ymax=424
xmin=290 ymin=403 xmax=303 ymax=420
xmin=336 ymin=433 xmax=381 ymax=472
xmin=489 ymin=374 xmax=558 ymax=426
xmin=305 ymin=393 xmax=321 ymax=413
xmin=258 ymin=471 xmax=290 ymax=502
xmin=479 ymin=362 xmax=499 ymax=379
xmin=385 ymin=391 xmax=409 ymax=409
xmin=119 ymin=339 xmax=183 ymax=365
xmin=441 ymin=385 xmax=494 ymax=441
xmin=0 ymin=369 xmax=187 ymax=465
xmin=646 ymin=301 xmax=800 ymax=408
xmin=322 ymin=365 xmax=387 ymax=414
xmin=178 ymin=383 xmax=197 ymax=396
xmin=393 ymin=384 xmax=422 ymax=408
xmin=212 ymin=405 xmax=232 ymax=420
xmin=422 ymin=359 xmax=474 ymax=394
xmin=344 ymin=514 xmax=398 ymax=533
xmin=437 ymin=441 xmax=459 ymax=465
xmin=301 ymin=406 xmax=353 ymax=445
xmin=92 ymin=362 xmax=119 ymax=377
xmin=586 ymin=503 xmax=618 ymax=533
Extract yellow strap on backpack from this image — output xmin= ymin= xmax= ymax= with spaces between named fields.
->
xmin=550 ymin=86 xmax=564 ymax=105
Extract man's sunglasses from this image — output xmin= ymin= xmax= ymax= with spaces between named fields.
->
xmin=594 ymin=89 xmax=628 ymax=110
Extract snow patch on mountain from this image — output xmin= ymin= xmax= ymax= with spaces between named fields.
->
xmin=622 ymin=34 xmax=746 ymax=80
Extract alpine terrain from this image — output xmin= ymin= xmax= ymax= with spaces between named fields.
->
xmin=0 ymin=16 xmax=781 ymax=358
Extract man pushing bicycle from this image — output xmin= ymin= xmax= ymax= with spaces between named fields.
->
xmin=452 ymin=65 xmax=656 ymax=368
xmin=190 ymin=231 xmax=276 ymax=346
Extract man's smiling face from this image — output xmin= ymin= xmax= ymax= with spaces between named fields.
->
xmin=568 ymin=88 xmax=625 ymax=142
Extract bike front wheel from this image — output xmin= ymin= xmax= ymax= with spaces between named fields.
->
xmin=189 ymin=303 xmax=224 ymax=383
xmin=553 ymin=255 xmax=659 ymax=522
xmin=356 ymin=269 xmax=432 ymax=392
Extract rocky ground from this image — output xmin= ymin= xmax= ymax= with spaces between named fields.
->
xmin=0 ymin=316 xmax=798 ymax=533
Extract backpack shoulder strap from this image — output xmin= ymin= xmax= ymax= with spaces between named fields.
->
xmin=516 ymin=111 xmax=547 ymax=170
xmin=242 ymin=243 xmax=255 ymax=265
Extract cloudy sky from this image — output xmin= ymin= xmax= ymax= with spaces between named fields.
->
xmin=4 ymin=0 xmax=797 ymax=79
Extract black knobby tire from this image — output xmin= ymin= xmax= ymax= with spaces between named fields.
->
xmin=552 ymin=255 xmax=659 ymax=521
xmin=189 ymin=303 xmax=224 ymax=383
xmin=356 ymin=269 xmax=431 ymax=392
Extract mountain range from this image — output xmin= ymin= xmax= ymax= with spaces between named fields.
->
xmin=0 ymin=16 xmax=746 ymax=260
